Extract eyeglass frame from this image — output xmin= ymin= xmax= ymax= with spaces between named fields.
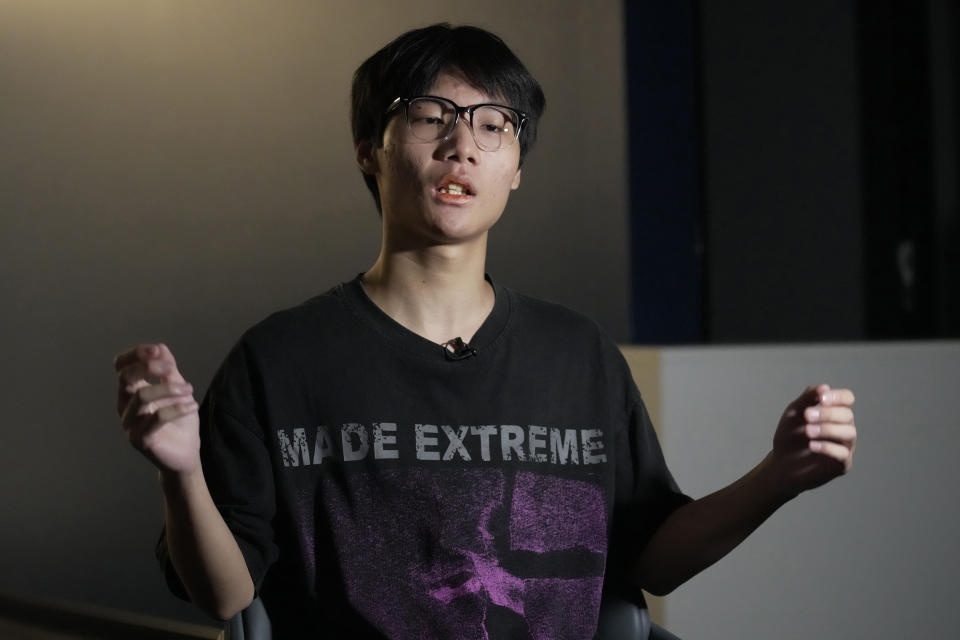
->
xmin=385 ymin=96 xmax=529 ymax=152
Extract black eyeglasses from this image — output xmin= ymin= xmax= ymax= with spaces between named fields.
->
xmin=386 ymin=96 xmax=527 ymax=152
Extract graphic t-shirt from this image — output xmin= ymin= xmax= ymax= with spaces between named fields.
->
xmin=161 ymin=276 xmax=690 ymax=638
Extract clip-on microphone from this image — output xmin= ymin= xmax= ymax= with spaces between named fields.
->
xmin=441 ymin=337 xmax=477 ymax=361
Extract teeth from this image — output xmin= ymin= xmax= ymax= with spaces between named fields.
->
xmin=439 ymin=183 xmax=468 ymax=195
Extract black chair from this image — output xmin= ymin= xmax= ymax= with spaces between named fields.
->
xmin=227 ymin=594 xmax=681 ymax=639
xmin=225 ymin=596 xmax=271 ymax=640
xmin=595 ymin=595 xmax=683 ymax=640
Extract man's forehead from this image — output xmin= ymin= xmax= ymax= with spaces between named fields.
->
xmin=423 ymin=67 xmax=507 ymax=105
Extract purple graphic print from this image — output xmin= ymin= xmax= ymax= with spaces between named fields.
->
xmin=319 ymin=467 xmax=608 ymax=639
xmin=510 ymin=471 xmax=606 ymax=554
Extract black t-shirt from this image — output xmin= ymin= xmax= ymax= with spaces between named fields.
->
xmin=161 ymin=276 xmax=690 ymax=638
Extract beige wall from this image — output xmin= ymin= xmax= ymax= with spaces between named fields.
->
xmin=0 ymin=0 xmax=631 ymax=621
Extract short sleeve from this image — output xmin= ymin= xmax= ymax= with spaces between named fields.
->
xmin=617 ymin=393 xmax=690 ymax=514
xmin=155 ymin=340 xmax=280 ymax=598
xmin=606 ymin=384 xmax=692 ymax=592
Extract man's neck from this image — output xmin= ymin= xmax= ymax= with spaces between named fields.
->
xmin=361 ymin=243 xmax=495 ymax=346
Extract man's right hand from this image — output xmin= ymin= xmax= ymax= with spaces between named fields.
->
xmin=114 ymin=343 xmax=201 ymax=476
xmin=114 ymin=343 xmax=254 ymax=619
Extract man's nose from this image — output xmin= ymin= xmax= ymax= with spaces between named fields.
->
xmin=440 ymin=117 xmax=480 ymax=163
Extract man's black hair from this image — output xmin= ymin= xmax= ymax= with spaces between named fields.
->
xmin=351 ymin=23 xmax=546 ymax=212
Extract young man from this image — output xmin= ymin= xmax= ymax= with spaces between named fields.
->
xmin=114 ymin=24 xmax=856 ymax=639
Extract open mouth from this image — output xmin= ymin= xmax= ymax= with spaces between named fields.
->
xmin=437 ymin=183 xmax=473 ymax=196
xmin=436 ymin=175 xmax=476 ymax=198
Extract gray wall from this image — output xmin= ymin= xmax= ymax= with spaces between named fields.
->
xmin=0 ymin=0 xmax=629 ymax=622
xmin=659 ymin=342 xmax=960 ymax=639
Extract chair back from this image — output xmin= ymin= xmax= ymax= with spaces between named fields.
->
xmin=227 ymin=594 xmax=682 ymax=639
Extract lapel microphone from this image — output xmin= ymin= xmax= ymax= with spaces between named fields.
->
xmin=441 ymin=337 xmax=477 ymax=361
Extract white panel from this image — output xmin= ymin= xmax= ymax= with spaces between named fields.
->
xmin=659 ymin=342 xmax=960 ymax=639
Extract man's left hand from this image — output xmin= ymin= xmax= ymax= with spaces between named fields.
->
xmin=770 ymin=384 xmax=857 ymax=498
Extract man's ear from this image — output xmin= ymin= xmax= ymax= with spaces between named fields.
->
xmin=356 ymin=141 xmax=378 ymax=175
xmin=511 ymin=168 xmax=522 ymax=190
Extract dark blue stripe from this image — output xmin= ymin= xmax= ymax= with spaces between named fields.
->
xmin=624 ymin=0 xmax=704 ymax=343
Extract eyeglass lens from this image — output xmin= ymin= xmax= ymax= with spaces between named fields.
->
xmin=406 ymin=98 xmax=519 ymax=151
